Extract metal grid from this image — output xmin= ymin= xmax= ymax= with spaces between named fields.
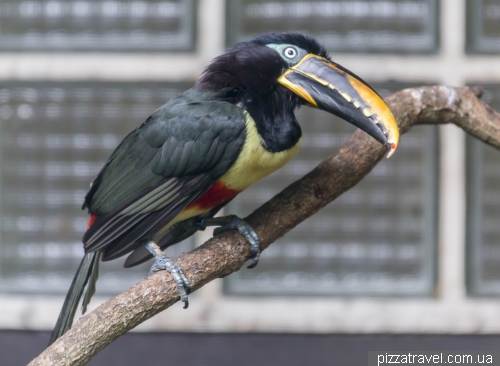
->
xmin=467 ymin=84 xmax=500 ymax=295
xmin=0 ymin=81 xmax=195 ymax=295
xmin=466 ymin=0 xmax=500 ymax=54
xmin=224 ymin=82 xmax=438 ymax=296
xmin=0 ymin=0 xmax=196 ymax=52
xmin=226 ymin=0 xmax=439 ymax=53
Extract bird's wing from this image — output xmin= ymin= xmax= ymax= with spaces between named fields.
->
xmin=82 ymin=91 xmax=247 ymax=259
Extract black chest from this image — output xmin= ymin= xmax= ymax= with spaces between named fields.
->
xmin=244 ymin=93 xmax=302 ymax=153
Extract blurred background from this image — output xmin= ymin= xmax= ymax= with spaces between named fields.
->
xmin=1 ymin=0 xmax=500 ymax=365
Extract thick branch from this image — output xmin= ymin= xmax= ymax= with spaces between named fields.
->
xmin=29 ymin=86 xmax=499 ymax=366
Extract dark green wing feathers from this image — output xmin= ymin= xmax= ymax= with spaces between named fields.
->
xmin=82 ymin=90 xmax=247 ymax=262
xmin=50 ymin=91 xmax=247 ymax=346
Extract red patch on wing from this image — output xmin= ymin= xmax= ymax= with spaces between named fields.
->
xmin=187 ymin=181 xmax=240 ymax=211
xmin=87 ymin=214 xmax=98 ymax=229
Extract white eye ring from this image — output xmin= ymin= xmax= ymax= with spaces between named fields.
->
xmin=283 ymin=47 xmax=297 ymax=59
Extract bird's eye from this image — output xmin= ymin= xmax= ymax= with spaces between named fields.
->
xmin=283 ymin=47 xmax=297 ymax=59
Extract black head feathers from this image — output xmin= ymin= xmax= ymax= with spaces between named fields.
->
xmin=196 ymin=32 xmax=329 ymax=97
xmin=247 ymin=32 xmax=329 ymax=60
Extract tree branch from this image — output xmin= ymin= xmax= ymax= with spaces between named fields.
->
xmin=29 ymin=86 xmax=499 ymax=366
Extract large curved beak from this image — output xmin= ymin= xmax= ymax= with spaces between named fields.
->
xmin=278 ymin=54 xmax=399 ymax=158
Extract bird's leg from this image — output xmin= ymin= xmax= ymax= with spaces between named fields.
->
xmin=143 ymin=240 xmax=191 ymax=309
xmin=194 ymin=215 xmax=260 ymax=269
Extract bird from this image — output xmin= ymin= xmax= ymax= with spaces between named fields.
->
xmin=49 ymin=32 xmax=399 ymax=345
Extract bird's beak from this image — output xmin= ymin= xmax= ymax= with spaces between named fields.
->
xmin=278 ymin=54 xmax=399 ymax=158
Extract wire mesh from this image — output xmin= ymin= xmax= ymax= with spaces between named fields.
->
xmin=0 ymin=81 xmax=195 ymax=295
xmin=226 ymin=0 xmax=439 ymax=53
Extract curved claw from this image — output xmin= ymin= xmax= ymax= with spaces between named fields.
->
xmin=247 ymin=253 xmax=260 ymax=269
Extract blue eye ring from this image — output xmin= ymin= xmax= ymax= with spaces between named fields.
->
xmin=283 ymin=47 xmax=297 ymax=59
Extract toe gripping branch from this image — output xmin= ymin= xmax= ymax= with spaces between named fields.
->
xmin=144 ymin=216 xmax=260 ymax=309
xmin=144 ymin=240 xmax=191 ymax=309
xmin=196 ymin=215 xmax=261 ymax=269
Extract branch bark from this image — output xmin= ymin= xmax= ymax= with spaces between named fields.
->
xmin=29 ymin=86 xmax=500 ymax=366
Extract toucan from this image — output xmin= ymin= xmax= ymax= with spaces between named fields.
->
xmin=49 ymin=32 xmax=399 ymax=345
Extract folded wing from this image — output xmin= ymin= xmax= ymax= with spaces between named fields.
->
xmin=82 ymin=90 xmax=247 ymax=261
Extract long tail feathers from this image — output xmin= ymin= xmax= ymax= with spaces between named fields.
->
xmin=82 ymin=250 xmax=101 ymax=314
xmin=48 ymin=251 xmax=100 ymax=346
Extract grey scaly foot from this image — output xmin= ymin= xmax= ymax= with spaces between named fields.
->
xmin=143 ymin=240 xmax=191 ymax=309
xmin=196 ymin=215 xmax=260 ymax=269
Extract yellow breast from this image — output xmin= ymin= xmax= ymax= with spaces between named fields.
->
xmin=155 ymin=113 xmax=301 ymax=236
xmin=219 ymin=112 xmax=302 ymax=191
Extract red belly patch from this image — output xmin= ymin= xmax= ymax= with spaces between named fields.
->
xmin=87 ymin=214 xmax=98 ymax=229
xmin=187 ymin=181 xmax=240 ymax=211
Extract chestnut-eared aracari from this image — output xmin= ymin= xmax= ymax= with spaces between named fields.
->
xmin=49 ymin=32 xmax=399 ymax=345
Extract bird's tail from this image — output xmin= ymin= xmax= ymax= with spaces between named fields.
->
xmin=48 ymin=250 xmax=101 ymax=346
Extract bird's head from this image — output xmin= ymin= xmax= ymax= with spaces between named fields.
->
xmin=197 ymin=32 xmax=399 ymax=157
